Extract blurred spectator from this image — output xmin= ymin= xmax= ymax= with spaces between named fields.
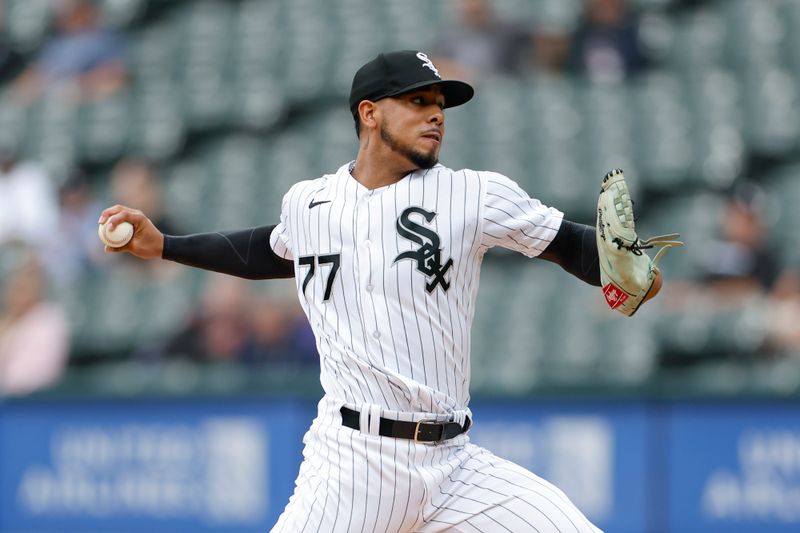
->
xmin=432 ymin=0 xmax=533 ymax=82
xmin=530 ymin=22 xmax=573 ymax=75
xmin=0 ymin=253 xmax=69 ymax=396
xmin=698 ymin=182 xmax=780 ymax=300
xmin=11 ymin=0 xmax=129 ymax=105
xmin=764 ymin=270 xmax=800 ymax=356
xmin=162 ymin=276 xmax=318 ymax=366
xmin=242 ymin=292 xmax=318 ymax=367
xmin=43 ymin=168 xmax=106 ymax=286
xmin=162 ymin=275 xmax=252 ymax=363
xmin=661 ymin=183 xmax=779 ymax=313
xmin=656 ymin=182 xmax=783 ymax=366
xmin=570 ymin=0 xmax=647 ymax=83
xmin=0 ymin=145 xmax=59 ymax=248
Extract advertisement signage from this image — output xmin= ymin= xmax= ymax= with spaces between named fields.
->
xmin=0 ymin=399 xmax=311 ymax=532
xmin=3 ymin=397 xmax=800 ymax=532
xmin=667 ymin=402 xmax=800 ymax=533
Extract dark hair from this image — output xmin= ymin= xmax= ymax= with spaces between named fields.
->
xmin=353 ymin=112 xmax=361 ymax=138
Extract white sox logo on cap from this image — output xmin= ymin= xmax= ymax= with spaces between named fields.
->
xmin=416 ymin=52 xmax=440 ymax=79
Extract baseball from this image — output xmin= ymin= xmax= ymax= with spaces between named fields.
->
xmin=98 ymin=220 xmax=134 ymax=248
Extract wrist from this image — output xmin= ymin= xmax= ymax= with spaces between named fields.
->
xmin=160 ymin=234 xmax=172 ymax=260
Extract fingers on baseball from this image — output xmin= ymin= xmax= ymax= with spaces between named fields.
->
xmin=98 ymin=204 xmax=125 ymax=225
xmin=99 ymin=205 xmax=142 ymax=229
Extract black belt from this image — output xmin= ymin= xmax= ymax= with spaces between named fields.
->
xmin=340 ymin=406 xmax=470 ymax=443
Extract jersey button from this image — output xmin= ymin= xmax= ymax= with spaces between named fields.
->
xmin=372 ymin=331 xmax=380 ymax=339
xmin=366 ymin=284 xmax=373 ymax=292
xmin=364 ymin=240 xmax=372 ymax=248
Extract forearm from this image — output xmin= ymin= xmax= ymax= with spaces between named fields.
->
xmin=538 ymin=219 xmax=601 ymax=286
xmin=162 ymin=225 xmax=295 ymax=280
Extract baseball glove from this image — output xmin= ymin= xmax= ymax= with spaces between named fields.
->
xmin=596 ymin=169 xmax=683 ymax=316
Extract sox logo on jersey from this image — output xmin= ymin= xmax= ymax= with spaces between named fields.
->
xmin=393 ymin=207 xmax=453 ymax=293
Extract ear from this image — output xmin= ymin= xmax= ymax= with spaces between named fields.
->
xmin=358 ymin=100 xmax=379 ymax=131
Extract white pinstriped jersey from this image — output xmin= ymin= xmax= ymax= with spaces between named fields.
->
xmin=268 ymin=162 xmax=604 ymax=533
xmin=270 ymin=161 xmax=563 ymax=417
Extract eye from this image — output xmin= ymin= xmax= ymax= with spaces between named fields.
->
xmin=409 ymin=94 xmax=444 ymax=109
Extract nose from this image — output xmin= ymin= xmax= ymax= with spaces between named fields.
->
xmin=429 ymin=106 xmax=444 ymax=125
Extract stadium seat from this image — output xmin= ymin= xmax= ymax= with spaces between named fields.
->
xmin=164 ymin=155 xmax=216 ymax=232
xmin=129 ymin=81 xmax=186 ymax=161
xmin=25 ymin=89 xmax=80 ymax=175
xmin=720 ymin=0 xmax=786 ymax=71
xmin=630 ymin=72 xmax=694 ymax=191
xmin=683 ymin=69 xmax=745 ymax=189
xmin=78 ymin=90 xmax=131 ymax=163
xmin=765 ymin=163 xmax=800 ymax=265
xmin=130 ymin=22 xmax=183 ymax=85
xmin=579 ymin=82 xmax=639 ymax=199
xmin=663 ymin=8 xmax=726 ymax=76
xmin=740 ymin=65 xmax=800 ymax=157
xmin=779 ymin=0 xmax=800 ymax=75
xmin=207 ymin=135 xmax=266 ymax=228
xmin=0 ymin=92 xmax=28 ymax=152
xmin=4 ymin=0 xmax=51 ymax=52
xmin=99 ymin=0 xmax=146 ymax=28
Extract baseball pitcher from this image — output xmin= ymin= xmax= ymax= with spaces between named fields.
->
xmin=100 ymin=50 xmax=680 ymax=532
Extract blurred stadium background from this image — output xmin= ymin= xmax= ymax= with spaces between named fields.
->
xmin=1 ymin=0 xmax=800 ymax=532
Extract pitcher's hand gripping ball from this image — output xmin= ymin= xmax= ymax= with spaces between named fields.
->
xmin=98 ymin=220 xmax=134 ymax=248
xmin=596 ymin=169 xmax=683 ymax=316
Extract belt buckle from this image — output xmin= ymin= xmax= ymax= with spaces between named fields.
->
xmin=413 ymin=419 xmax=441 ymax=443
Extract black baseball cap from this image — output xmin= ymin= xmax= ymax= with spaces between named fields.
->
xmin=349 ymin=50 xmax=474 ymax=114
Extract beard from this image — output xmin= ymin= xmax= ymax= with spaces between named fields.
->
xmin=380 ymin=123 xmax=438 ymax=170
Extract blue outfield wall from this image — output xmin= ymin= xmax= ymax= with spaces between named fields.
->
xmin=1 ymin=397 xmax=799 ymax=533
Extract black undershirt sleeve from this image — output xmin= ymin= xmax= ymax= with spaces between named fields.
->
xmin=538 ymin=219 xmax=601 ymax=287
xmin=161 ymin=225 xmax=295 ymax=280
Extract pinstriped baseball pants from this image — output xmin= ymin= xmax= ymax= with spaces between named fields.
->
xmin=271 ymin=398 xmax=603 ymax=533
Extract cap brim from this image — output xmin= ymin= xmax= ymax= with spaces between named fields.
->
xmin=387 ymin=79 xmax=474 ymax=109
